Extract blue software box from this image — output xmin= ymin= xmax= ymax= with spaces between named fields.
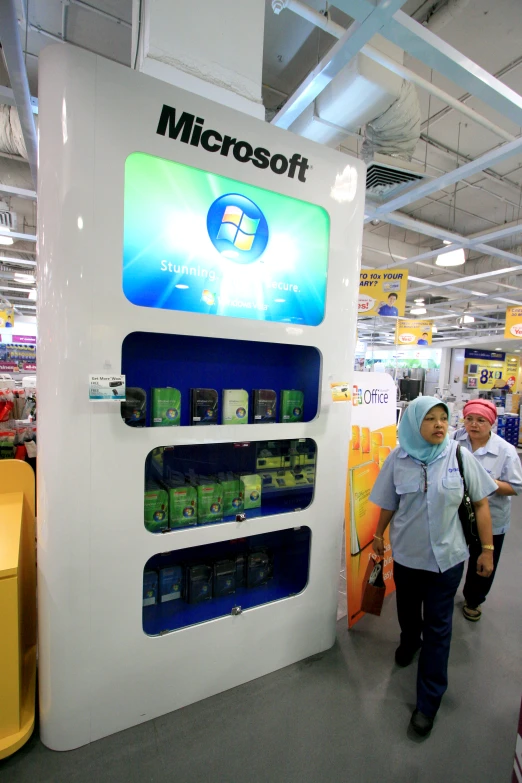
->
xmin=159 ymin=566 xmax=183 ymax=602
xmin=143 ymin=570 xmax=158 ymax=607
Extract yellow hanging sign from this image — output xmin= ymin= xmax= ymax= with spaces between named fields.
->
xmin=358 ymin=270 xmax=409 ymax=317
xmin=395 ymin=319 xmax=433 ymax=346
xmin=504 ymin=306 xmax=522 ymax=339
xmin=0 ymin=308 xmax=14 ymax=329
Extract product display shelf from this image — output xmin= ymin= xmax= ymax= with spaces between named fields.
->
xmin=143 ymin=527 xmax=311 ymax=635
xmin=37 ymin=44 xmax=364 ymax=750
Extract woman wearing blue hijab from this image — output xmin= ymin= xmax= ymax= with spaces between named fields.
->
xmin=369 ymin=396 xmax=496 ymax=738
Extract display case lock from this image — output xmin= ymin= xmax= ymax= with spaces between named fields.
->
xmin=231 ymin=606 xmax=242 ymax=616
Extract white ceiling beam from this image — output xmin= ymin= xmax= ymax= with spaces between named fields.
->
xmin=368 ymin=212 xmax=522 ymax=268
xmin=369 ymin=136 xmax=522 ymax=218
xmin=0 ymin=183 xmax=37 ymax=200
xmin=271 ymin=0 xmax=409 ymax=129
xmin=383 ymin=10 xmax=522 ymax=127
xmin=0 ymin=229 xmax=36 ymax=242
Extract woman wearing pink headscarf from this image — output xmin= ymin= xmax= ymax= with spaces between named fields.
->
xmin=453 ymin=399 xmax=522 ymax=621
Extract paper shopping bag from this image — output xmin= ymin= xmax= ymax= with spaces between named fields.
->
xmin=360 ymin=556 xmax=386 ymax=617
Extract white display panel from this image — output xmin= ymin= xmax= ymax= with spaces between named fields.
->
xmin=37 ymin=45 xmax=365 ymax=750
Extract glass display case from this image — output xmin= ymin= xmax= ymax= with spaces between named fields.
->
xmin=144 ymin=438 xmax=317 ymax=533
xmin=143 ymin=526 xmax=311 ymax=635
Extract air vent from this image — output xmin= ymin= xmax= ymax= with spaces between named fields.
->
xmin=365 ymin=154 xmax=429 ymax=202
xmin=0 ymin=211 xmax=17 ymax=230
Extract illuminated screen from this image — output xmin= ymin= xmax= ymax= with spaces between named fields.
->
xmin=122 ymin=153 xmax=330 ymax=325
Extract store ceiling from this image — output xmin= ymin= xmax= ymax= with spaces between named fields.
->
xmin=0 ymin=0 xmax=521 ymax=349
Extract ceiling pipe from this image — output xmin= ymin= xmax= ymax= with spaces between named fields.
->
xmin=0 ymin=0 xmax=38 ymax=186
xmin=272 ymin=0 xmax=515 ymax=143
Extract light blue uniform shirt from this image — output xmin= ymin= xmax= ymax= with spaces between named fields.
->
xmin=369 ymin=440 xmax=497 ymax=573
xmin=453 ymin=429 xmax=522 ymax=534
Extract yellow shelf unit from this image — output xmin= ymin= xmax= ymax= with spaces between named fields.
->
xmin=0 ymin=460 xmax=36 ymax=760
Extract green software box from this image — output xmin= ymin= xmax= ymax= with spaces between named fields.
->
xmin=144 ymin=482 xmax=169 ymax=533
xmin=151 ymin=387 xmax=181 ymax=426
xmin=222 ymin=389 xmax=249 ymax=425
xmin=220 ymin=475 xmax=244 ymax=516
xmin=168 ymin=483 xmax=198 ymax=528
xmin=241 ymin=474 xmax=262 ymax=510
xmin=197 ymin=480 xmax=223 ymax=525
xmin=280 ymin=390 xmax=304 ymax=423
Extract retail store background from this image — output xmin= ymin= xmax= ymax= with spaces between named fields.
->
xmin=0 ymin=0 xmax=522 ymax=778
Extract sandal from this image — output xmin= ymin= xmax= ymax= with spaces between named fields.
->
xmin=463 ymin=604 xmax=482 ymax=622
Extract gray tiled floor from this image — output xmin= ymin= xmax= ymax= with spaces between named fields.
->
xmin=1 ymin=503 xmax=521 ymax=783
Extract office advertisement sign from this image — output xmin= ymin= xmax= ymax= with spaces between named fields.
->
xmin=395 ymin=318 xmax=433 ymax=346
xmin=345 ymin=372 xmax=396 ymax=628
xmin=358 ymin=269 xmax=408 ymax=317
xmin=123 ymin=152 xmax=330 ymax=326
xmin=504 ymin=306 xmax=522 ymax=339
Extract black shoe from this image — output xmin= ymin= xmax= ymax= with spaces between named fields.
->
xmin=410 ymin=709 xmax=434 ymax=737
xmin=394 ymin=644 xmax=420 ymax=667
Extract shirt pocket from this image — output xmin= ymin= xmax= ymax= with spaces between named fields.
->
xmin=441 ymin=477 xmax=463 ymax=493
xmin=396 ymin=482 xmax=420 ymax=495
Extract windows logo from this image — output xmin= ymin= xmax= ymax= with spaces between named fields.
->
xmin=207 ymin=193 xmax=269 ymax=263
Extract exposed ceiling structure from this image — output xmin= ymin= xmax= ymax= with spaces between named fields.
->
xmin=0 ymin=0 xmax=521 ymax=353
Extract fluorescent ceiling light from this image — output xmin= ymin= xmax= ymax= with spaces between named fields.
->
xmin=495 ymin=347 xmax=502 ymax=350
xmin=414 ymin=298 xmax=425 ymax=303
xmin=0 ymin=235 xmax=14 ymax=246
xmin=442 ymin=240 xmax=452 ymax=245
xmin=410 ymin=307 xmax=427 ymax=315
xmin=462 ymin=314 xmax=475 ymax=323
xmin=470 ymin=290 xmax=488 ymax=297
xmin=435 ymin=248 xmax=465 ymax=266
xmin=14 ymin=273 xmax=35 ymax=283
xmin=514 ymin=349 xmax=521 ymax=353
xmin=432 ymin=325 xmax=438 ymax=333
xmin=28 ymin=289 xmax=37 ymax=301
xmin=15 ymin=304 xmax=36 ymax=309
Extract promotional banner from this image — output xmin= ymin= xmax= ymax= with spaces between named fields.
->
xmin=123 ymin=153 xmax=330 ymax=326
xmin=358 ymin=270 xmax=408 ymax=317
xmin=504 ymin=306 xmax=522 ymax=339
xmin=0 ymin=340 xmax=36 ymax=372
xmin=463 ymin=349 xmax=518 ymax=391
xmin=345 ymin=372 xmax=396 ymax=628
xmin=395 ymin=319 xmax=433 ymax=346
xmin=0 ymin=307 xmax=14 ymax=329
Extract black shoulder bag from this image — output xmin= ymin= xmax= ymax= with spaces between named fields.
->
xmin=455 ymin=444 xmax=481 ymax=552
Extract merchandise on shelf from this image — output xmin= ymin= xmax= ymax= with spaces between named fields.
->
xmin=241 ymin=474 xmax=262 ymax=510
xmin=143 ymin=571 xmax=158 ymax=606
xmin=213 ymin=559 xmax=236 ymax=597
xmin=222 ymin=389 xmax=248 ymax=425
xmin=197 ymin=479 xmax=223 ymax=524
xmin=219 ymin=473 xmax=244 ymax=516
xmin=247 ymin=548 xmax=272 ymax=588
xmin=151 ymin=387 xmax=181 ymax=427
xmin=121 ymin=387 xmax=147 ymax=427
xmin=185 ymin=564 xmax=213 ymax=604
xmin=144 ymin=482 xmax=169 ymax=533
xmin=190 ymin=388 xmax=218 ymax=425
xmin=279 ymin=390 xmax=304 ymax=423
xmin=159 ymin=566 xmax=183 ymax=602
xmin=252 ymin=388 xmax=277 ymax=423
xmin=166 ymin=482 xmax=198 ymax=528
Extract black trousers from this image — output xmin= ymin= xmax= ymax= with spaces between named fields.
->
xmin=463 ymin=533 xmax=505 ymax=609
xmin=394 ymin=560 xmax=464 ymax=718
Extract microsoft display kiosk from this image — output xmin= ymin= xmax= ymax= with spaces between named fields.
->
xmin=37 ymin=45 xmax=366 ymax=749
